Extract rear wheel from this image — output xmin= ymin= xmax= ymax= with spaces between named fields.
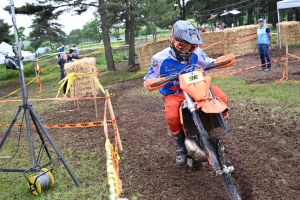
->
xmin=210 ymin=128 xmax=253 ymax=200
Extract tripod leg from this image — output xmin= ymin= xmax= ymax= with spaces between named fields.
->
xmin=0 ymin=106 xmax=23 ymax=149
xmin=28 ymin=106 xmax=81 ymax=187
xmin=28 ymin=105 xmax=52 ymax=164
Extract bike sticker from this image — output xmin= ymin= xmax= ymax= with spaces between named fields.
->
xmin=182 ymin=71 xmax=204 ymax=84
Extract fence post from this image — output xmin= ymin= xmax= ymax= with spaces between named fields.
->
xmin=286 ymin=42 xmax=289 ymax=80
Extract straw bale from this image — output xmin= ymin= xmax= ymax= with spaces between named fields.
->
xmin=136 ymin=24 xmax=275 ymax=70
xmin=277 ymin=21 xmax=300 ymax=44
xmin=64 ymin=57 xmax=99 ymax=97
xmin=201 ymin=31 xmax=225 ymax=55
xmin=137 ymin=39 xmax=169 ymax=71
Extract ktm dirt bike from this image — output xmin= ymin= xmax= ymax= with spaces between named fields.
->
xmin=145 ymin=54 xmax=253 ymax=200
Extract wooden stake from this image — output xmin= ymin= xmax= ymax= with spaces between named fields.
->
xmin=286 ymin=43 xmax=289 ymax=80
xmin=75 ymin=77 xmax=80 ymax=110
xmin=92 ymin=72 xmax=98 ymax=119
xmin=105 ymin=90 xmax=123 ymax=151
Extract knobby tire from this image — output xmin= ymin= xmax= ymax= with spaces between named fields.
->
xmin=210 ymin=128 xmax=253 ymax=200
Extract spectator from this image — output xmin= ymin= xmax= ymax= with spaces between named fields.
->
xmin=221 ymin=22 xmax=226 ymax=30
xmin=257 ymin=18 xmax=272 ymax=71
xmin=57 ymin=53 xmax=69 ymax=95
xmin=199 ymin=25 xmax=206 ymax=33
xmin=215 ymin=25 xmax=222 ymax=32
xmin=210 ymin=26 xmax=216 ymax=32
xmin=68 ymin=49 xmax=75 ymax=61
xmin=57 ymin=45 xmax=65 ymax=60
xmin=72 ymin=44 xmax=80 ymax=59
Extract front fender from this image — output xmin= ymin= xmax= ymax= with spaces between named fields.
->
xmin=197 ymin=97 xmax=229 ymax=113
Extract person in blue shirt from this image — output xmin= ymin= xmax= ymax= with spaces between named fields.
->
xmin=257 ymin=18 xmax=272 ymax=71
xmin=143 ymin=20 xmax=228 ymax=166
xmin=72 ymin=44 xmax=80 ymax=59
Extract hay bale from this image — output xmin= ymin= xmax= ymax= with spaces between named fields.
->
xmin=137 ymin=39 xmax=169 ymax=71
xmin=64 ymin=57 xmax=99 ymax=97
xmin=277 ymin=21 xmax=300 ymax=44
xmin=201 ymin=31 xmax=225 ymax=55
xmin=136 ymin=24 xmax=275 ymax=69
xmin=223 ymin=25 xmax=257 ymax=56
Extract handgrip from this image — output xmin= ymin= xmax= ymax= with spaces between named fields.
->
xmin=150 ymin=76 xmax=178 ymax=87
xmin=204 ymin=60 xmax=232 ymax=71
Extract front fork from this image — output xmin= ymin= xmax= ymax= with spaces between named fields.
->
xmin=183 ymin=91 xmax=221 ymax=172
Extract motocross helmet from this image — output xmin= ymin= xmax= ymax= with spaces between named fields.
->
xmin=170 ymin=20 xmax=202 ymax=62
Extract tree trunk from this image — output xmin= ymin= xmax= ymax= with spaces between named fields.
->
xmin=125 ymin=0 xmax=130 ymax=44
xmin=99 ymin=0 xmax=116 ymax=71
xmin=125 ymin=19 xmax=130 ymax=44
xmin=128 ymin=13 xmax=136 ymax=66
xmin=247 ymin=8 xmax=254 ymax=25
xmin=150 ymin=21 xmax=157 ymax=54
xmin=182 ymin=0 xmax=186 ymax=20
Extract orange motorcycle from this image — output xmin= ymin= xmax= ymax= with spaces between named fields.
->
xmin=145 ymin=54 xmax=253 ymax=200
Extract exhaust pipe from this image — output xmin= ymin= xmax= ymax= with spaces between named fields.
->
xmin=185 ymin=138 xmax=207 ymax=162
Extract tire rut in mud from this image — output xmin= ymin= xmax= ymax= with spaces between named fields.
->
xmin=210 ymin=128 xmax=254 ymax=200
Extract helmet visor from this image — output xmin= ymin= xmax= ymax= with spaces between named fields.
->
xmin=174 ymin=40 xmax=198 ymax=54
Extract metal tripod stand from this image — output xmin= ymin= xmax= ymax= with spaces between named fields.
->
xmin=0 ymin=0 xmax=80 ymax=188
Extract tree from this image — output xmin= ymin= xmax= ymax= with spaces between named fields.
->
xmin=82 ymin=12 xmax=103 ymax=43
xmin=0 ymin=19 xmax=13 ymax=43
xmin=4 ymin=0 xmax=116 ymax=71
xmin=18 ymin=26 xmax=26 ymax=41
xmin=68 ymin=29 xmax=83 ymax=45
xmin=29 ymin=15 xmax=66 ymax=50
xmin=142 ymin=0 xmax=177 ymax=54
xmin=99 ymin=0 xmax=116 ymax=71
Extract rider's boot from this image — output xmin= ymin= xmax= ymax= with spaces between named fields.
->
xmin=169 ymin=129 xmax=187 ymax=166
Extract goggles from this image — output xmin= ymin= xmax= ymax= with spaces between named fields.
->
xmin=174 ymin=40 xmax=198 ymax=54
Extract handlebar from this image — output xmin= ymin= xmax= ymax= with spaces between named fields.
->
xmin=204 ymin=60 xmax=232 ymax=71
xmin=150 ymin=75 xmax=178 ymax=87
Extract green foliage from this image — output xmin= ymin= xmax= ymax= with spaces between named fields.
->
xmin=0 ymin=19 xmax=13 ymax=44
xmin=82 ymin=12 xmax=103 ymax=43
xmin=40 ymin=40 xmax=56 ymax=50
xmin=96 ymin=56 xmax=107 ymax=65
xmin=96 ymin=54 xmax=126 ymax=66
xmin=0 ymin=62 xmax=36 ymax=81
xmin=27 ymin=10 xmax=66 ymax=50
xmin=23 ymin=45 xmax=35 ymax=53
xmin=17 ymin=26 xmax=27 ymax=41
xmin=67 ymin=29 xmax=83 ymax=44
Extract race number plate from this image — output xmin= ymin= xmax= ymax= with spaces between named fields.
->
xmin=182 ymin=71 xmax=204 ymax=84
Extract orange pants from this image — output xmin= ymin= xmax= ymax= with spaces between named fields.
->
xmin=163 ymin=86 xmax=227 ymax=136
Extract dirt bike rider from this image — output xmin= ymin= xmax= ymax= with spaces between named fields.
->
xmin=144 ymin=20 xmax=228 ymax=166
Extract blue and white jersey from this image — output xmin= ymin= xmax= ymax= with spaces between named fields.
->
xmin=144 ymin=47 xmax=213 ymax=96
xmin=257 ymin=25 xmax=271 ymax=45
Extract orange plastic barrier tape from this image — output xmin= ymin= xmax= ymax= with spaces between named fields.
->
xmin=211 ymin=56 xmax=287 ymax=78
xmin=202 ymin=32 xmax=257 ymax=50
xmin=39 ymin=65 xmax=59 ymax=73
xmin=206 ymin=37 xmax=257 ymax=56
xmin=0 ymin=120 xmax=116 ymax=129
xmin=276 ymin=53 xmax=300 ymax=82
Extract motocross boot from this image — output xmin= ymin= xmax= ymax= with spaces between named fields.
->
xmin=169 ymin=129 xmax=187 ymax=166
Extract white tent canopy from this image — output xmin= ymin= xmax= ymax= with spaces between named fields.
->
xmin=277 ymin=0 xmax=300 ymax=48
xmin=0 ymin=42 xmax=35 ymax=64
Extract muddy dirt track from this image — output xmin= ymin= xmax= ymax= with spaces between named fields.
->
xmin=2 ymin=47 xmax=300 ymax=199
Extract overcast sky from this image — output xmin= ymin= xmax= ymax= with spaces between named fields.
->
xmin=0 ymin=0 xmax=96 ymax=36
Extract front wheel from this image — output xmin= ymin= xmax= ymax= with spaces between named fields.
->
xmin=210 ymin=128 xmax=253 ymax=200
